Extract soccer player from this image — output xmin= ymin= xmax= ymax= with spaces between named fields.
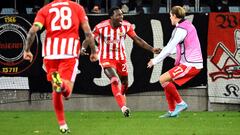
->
xmin=23 ymin=0 xmax=97 ymax=133
xmin=147 ymin=6 xmax=203 ymax=118
xmin=81 ymin=7 xmax=160 ymax=117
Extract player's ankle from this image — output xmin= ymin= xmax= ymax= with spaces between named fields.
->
xmin=121 ymin=106 xmax=128 ymax=112
xmin=60 ymin=124 xmax=68 ymax=129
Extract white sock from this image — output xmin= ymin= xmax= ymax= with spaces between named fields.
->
xmin=178 ymin=101 xmax=185 ymax=105
xmin=121 ymin=106 xmax=128 ymax=112
xmin=60 ymin=124 xmax=68 ymax=129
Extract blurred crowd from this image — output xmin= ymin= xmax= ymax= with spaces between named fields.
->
xmin=0 ymin=0 xmax=240 ymax=14
xmin=82 ymin=0 xmax=239 ymax=13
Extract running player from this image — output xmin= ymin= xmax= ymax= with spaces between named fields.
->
xmin=23 ymin=0 xmax=97 ymax=133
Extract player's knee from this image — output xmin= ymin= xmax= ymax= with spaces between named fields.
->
xmin=159 ymin=77 xmax=170 ymax=88
xmin=161 ymin=82 xmax=170 ymax=88
xmin=159 ymin=76 xmax=165 ymax=85
xmin=110 ymin=76 xmax=119 ymax=85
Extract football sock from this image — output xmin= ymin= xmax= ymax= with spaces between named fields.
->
xmin=111 ymin=77 xmax=125 ymax=108
xmin=121 ymin=84 xmax=128 ymax=95
xmin=121 ymin=106 xmax=128 ymax=113
xmin=163 ymin=87 xmax=176 ymax=112
xmin=121 ymin=84 xmax=128 ymax=103
xmin=177 ymin=101 xmax=186 ymax=105
xmin=163 ymin=82 xmax=182 ymax=104
xmin=60 ymin=124 xmax=68 ymax=129
xmin=52 ymin=91 xmax=66 ymax=126
xmin=61 ymin=81 xmax=71 ymax=98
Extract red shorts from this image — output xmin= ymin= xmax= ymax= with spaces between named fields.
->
xmin=43 ymin=58 xmax=79 ymax=82
xmin=168 ymin=64 xmax=201 ymax=86
xmin=99 ymin=59 xmax=128 ymax=76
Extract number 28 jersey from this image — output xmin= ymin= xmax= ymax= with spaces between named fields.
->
xmin=34 ymin=0 xmax=88 ymax=59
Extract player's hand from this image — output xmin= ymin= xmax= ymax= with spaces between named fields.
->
xmin=90 ymin=53 xmax=98 ymax=62
xmin=152 ymin=48 xmax=161 ymax=54
xmin=147 ymin=59 xmax=154 ymax=68
xmin=23 ymin=50 xmax=33 ymax=62
xmin=80 ymin=47 xmax=89 ymax=56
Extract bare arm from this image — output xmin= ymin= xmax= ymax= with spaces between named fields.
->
xmin=24 ymin=25 xmax=39 ymax=52
xmin=23 ymin=25 xmax=40 ymax=62
xmin=81 ymin=21 xmax=98 ymax=62
xmin=132 ymin=35 xmax=160 ymax=54
xmin=80 ymin=39 xmax=90 ymax=55
xmin=81 ymin=21 xmax=96 ymax=54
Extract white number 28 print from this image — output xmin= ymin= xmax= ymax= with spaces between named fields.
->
xmin=49 ymin=7 xmax=72 ymax=31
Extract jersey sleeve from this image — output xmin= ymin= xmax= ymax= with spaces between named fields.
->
xmin=33 ymin=7 xmax=46 ymax=29
xmin=93 ymin=26 xmax=100 ymax=39
xmin=77 ymin=5 xmax=88 ymax=24
xmin=126 ymin=23 xmax=136 ymax=38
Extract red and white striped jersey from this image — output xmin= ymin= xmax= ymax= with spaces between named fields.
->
xmin=93 ymin=19 xmax=136 ymax=61
xmin=33 ymin=0 xmax=88 ymax=59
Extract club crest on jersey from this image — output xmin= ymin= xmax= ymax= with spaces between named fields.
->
xmin=118 ymin=32 xmax=125 ymax=37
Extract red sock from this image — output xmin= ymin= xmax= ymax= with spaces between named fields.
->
xmin=52 ymin=91 xmax=65 ymax=126
xmin=121 ymin=84 xmax=128 ymax=103
xmin=162 ymin=82 xmax=182 ymax=104
xmin=164 ymin=88 xmax=176 ymax=112
xmin=111 ymin=77 xmax=125 ymax=108
xmin=121 ymin=84 xmax=128 ymax=95
xmin=61 ymin=82 xmax=71 ymax=98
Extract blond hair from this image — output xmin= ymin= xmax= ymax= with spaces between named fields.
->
xmin=171 ymin=6 xmax=186 ymax=19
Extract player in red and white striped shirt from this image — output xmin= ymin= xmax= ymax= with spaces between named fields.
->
xmin=23 ymin=0 xmax=97 ymax=133
xmin=82 ymin=7 xmax=160 ymax=117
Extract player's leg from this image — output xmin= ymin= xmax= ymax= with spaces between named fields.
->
xmin=104 ymin=67 xmax=129 ymax=117
xmin=159 ymin=70 xmax=187 ymax=117
xmin=117 ymin=60 xmax=130 ymax=117
xmin=164 ymin=83 xmax=176 ymax=112
xmin=119 ymin=75 xmax=130 ymax=117
xmin=117 ymin=60 xmax=128 ymax=95
xmin=51 ymin=91 xmax=70 ymax=133
xmin=52 ymin=71 xmax=74 ymax=98
xmin=120 ymin=76 xmax=128 ymax=95
xmin=117 ymin=60 xmax=128 ymax=102
xmin=104 ymin=67 xmax=124 ymax=107
xmin=58 ymin=58 xmax=79 ymax=99
xmin=51 ymin=72 xmax=71 ymax=133
xmin=43 ymin=59 xmax=69 ymax=133
xmin=60 ymin=80 xmax=73 ymax=99
xmin=51 ymin=78 xmax=72 ymax=133
xmin=56 ymin=58 xmax=78 ymax=133
xmin=48 ymin=58 xmax=78 ymax=133
xmin=119 ymin=75 xmax=128 ymax=103
xmin=165 ymin=65 xmax=201 ymax=116
xmin=170 ymin=66 xmax=200 ymax=116
xmin=159 ymin=82 xmax=176 ymax=118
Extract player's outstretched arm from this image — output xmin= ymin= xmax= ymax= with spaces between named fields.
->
xmin=132 ymin=35 xmax=161 ymax=54
xmin=147 ymin=59 xmax=154 ymax=68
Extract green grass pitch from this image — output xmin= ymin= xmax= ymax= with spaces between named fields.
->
xmin=0 ymin=111 xmax=240 ymax=135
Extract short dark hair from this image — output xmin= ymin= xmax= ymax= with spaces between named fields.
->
xmin=108 ymin=6 xmax=121 ymax=17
